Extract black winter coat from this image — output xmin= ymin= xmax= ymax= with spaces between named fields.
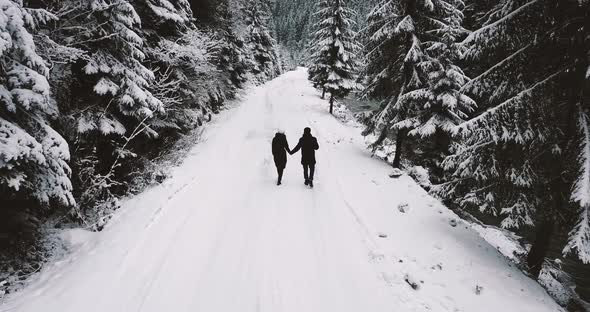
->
xmin=291 ymin=134 xmax=319 ymax=165
xmin=272 ymin=133 xmax=290 ymax=169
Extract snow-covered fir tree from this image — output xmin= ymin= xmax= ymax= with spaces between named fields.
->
xmin=12 ymin=0 xmax=281 ymax=225
xmin=135 ymin=0 xmax=194 ymax=35
xmin=78 ymin=0 xmax=163 ymax=132
xmin=432 ymin=0 xmax=590 ymax=275
xmin=397 ymin=12 xmax=475 ymax=171
xmin=362 ymin=0 xmax=469 ymax=168
xmin=361 ymin=0 xmax=401 ymax=105
xmin=308 ymin=0 xmax=360 ymax=114
xmin=564 ymin=111 xmax=590 ymax=264
xmin=272 ymin=0 xmax=316 ymax=66
xmin=37 ymin=0 xmax=165 ymax=220
xmin=272 ymin=0 xmax=373 ymax=67
xmin=244 ymin=0 xmax=281 ymax=81
xmin=135 ymin=0 xmax=207 ymax=134
xmin=0 ymin=0 xmax=74 ymax=207
xmin=0 ymin=0 xmax=288 ymax=284
xmin=214 ymin=0 xmax=250 ymax=87
xmin=147 ymin=29 xmax=228 ymax=131
xmin=307 ymin=0 xmax=332 ymax=98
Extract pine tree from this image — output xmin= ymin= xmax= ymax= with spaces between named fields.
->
xmin=432 ymin=0 xmax=590 ymax=275
xmin=215 ymin=0 xmax=250 ymax=87
xmin=272 ymin=0 xmax=373 ymax=66
xmin=134 ymin=0 xmax=194 ymax=37
xmin=399 ymin=12 xmax=475 ymax=158
xmin=0 ymin=0 xmax=75 ymax=207
xmin=244 ymin=0 xmax=281 ymax=81
xmin=361 ymin=0 xmax=401 ymax=104
xmin=140 ymin=0 xmax=193 ymax=26
xmin=46 ymin=0 xmax=164 ymax=141
xmin=135 ymin=0 xmax=199 ymax=133
xmin=36 ymin=0 xmax=165 ymax=219
xmin=78 ymin=0 xmax=163 ymax=129
xmin=362 ymin=0 xmax=469 ymax=168
xmin=272 ymin=0 xmax=316 ymax=64
xmin=308 ymin=0 xmax=360 ymax=114
xmin=307 ymin=0 xmax=330 ymax=99
xmin=564 ymin=111 xmax=590 ymax=264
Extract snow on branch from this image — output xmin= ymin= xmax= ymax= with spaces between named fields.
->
xmin=563 ymin=110 xmax=590 ymax=262
xmin=462 ymin=0 xmax=541 ymax=46
xmin=572 ymin=111 xmax=590 ymax=208
xmin=456 ymin=70 xmax=562 ymax=138
xmin=462 ymin=43 xmax=531 ymax=95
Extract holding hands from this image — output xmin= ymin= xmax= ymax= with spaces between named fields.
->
xmin=272 ymin=128 xmax=319 ymax=187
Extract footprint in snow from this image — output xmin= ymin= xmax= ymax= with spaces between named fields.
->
xmin=398 ymin=202 xmax=410 ymax=213
xmin=369 ymin=251 xmax=385 ymax=262
xmin=404 ymin=274 xmax=420 ymax=290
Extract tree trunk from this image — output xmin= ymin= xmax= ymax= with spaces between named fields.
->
xmin=329 ymin=94 xmax=334 ymax=114
xmin=526 ymin=216 xmax=555 ymax=278
xmin=322 ymin=88 xmax=326 ymax=100
xmin=392 ymin=129 xmax=407 ymax=168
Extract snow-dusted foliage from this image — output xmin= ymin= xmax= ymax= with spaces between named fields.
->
xmin=307 ymin=0 xmax=332 ymax=94
xmin=571 ymin=111 xmax=590 ymax=213
xmin=81 ymin=0 xmax=163 ymax=129
xmin=213 ymin=0 xmax=250 ymax=87
xmin=146 ymin=29 xmax=229 ymax=132
xmin=0 ymin=0 xmax=74 ymax=207
xmin=137 ymin=0 xmax=223 ymax=133
xmin=362 ymin=0 xmax=470 ymax=168
xmin=2 ymin=0 xmax=282 ymax=233
xmin=139 ymin=0 xmax=193 ymax=26
xmin=272 ymin=0 xmax=373 ymax=66
xmin=244 ymin=0 xmax=281 ymax=81
xmin=272 ymin=0 xmax=316 ymax=67
xmin=563 ymin=111 xmax=590 ymax=263
xmin=308 ymin=0 xmax=361 ymax=113
xmin=402 ymin=22 xmax=475 ymax=139
xmin=361 ymin=0 xmax=399 ymax=103
xmin=218 ymin=30 xmax=250 ymax=87
xmin=432 ymin=0 xmax=590 ymax=269
xmin=29 ymin=0 xmax=163 ymax=221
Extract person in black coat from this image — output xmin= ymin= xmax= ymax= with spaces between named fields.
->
xmin=290 ymin=127 xmax=319 ymax=188
xmin=272 ymin=132 xmax=291 ymax=185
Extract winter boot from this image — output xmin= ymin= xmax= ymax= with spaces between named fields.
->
xmin=309 ymin=180 xmax=314 ymax=188
xmin=304 ymin=179 xmax=309 ymax=186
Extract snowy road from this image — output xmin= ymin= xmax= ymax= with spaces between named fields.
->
xmin=2 ymin=69 xmax=561 ymax=312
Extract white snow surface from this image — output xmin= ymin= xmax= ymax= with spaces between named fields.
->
xmin=1 ymin=68 xmax=562 ymax=312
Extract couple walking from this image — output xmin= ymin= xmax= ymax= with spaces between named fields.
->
xmin=272 ymin=127 xmax=319 ymax=187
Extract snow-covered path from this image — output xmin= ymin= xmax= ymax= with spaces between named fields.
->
xmin=2 ymin=69 xmax=561 ymax=312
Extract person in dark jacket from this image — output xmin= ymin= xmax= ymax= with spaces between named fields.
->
xmin=272 ymin=132 xmax=291 ymax=185
xmin=290 ymin=127 xmax=319 ymax=188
